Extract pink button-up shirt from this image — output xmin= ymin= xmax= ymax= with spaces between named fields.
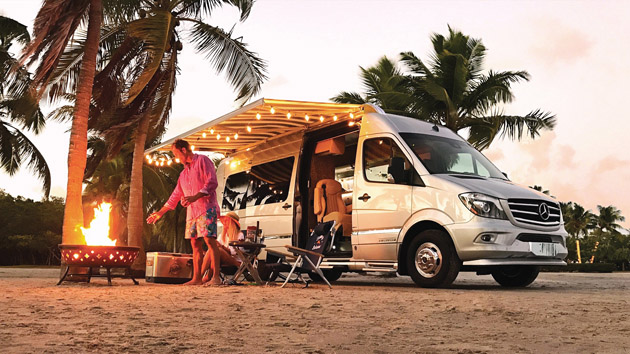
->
xmin=164 ymin=154 xmax=220 ymax=221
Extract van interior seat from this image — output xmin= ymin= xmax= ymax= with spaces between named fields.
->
xmin=314 ymin=179 xmax=352 ymax=236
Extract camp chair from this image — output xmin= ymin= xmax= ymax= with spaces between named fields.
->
xmin=267 ymin=220 xmax=336 ymax=289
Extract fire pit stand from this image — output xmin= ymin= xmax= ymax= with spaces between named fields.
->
xmin=57 ymin=245 xmax=140 ymax=286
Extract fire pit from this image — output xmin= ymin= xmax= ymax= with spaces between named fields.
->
xmin=58 ymin=245 xmax=140 ymax=285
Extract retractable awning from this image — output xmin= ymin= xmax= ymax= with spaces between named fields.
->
xmin=144 ymin=98 xmax=376 ymax=161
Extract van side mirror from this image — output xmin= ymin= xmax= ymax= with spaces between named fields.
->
xmin=502 ymin=172 xmax=509 ymax=179
xmin=388 ymin=157 xmax=405 ymax=184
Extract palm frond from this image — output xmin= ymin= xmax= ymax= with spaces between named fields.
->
xmin=187 ymin=19 xmax=267 ymax=105
xmin=462 ymin=70 xmax=529 ymax=116
xmin=331 ymin=91 xmax=366 ymax=104
xmin=177 ymin=0 xmax=254 ymax=21
xmin=466 ymin=109 xmax=556 ymax=150
xmin=0 ymin=16 xmax=31 ymax=46
xmin=0 ymin=120 xmax=51 ymax=196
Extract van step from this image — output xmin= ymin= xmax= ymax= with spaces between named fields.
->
xmin=361 ymin=267 xmax=397 ymax=273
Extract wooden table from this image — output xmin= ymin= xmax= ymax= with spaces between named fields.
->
xmin=228 ymin=241 xmax=266 ymax=285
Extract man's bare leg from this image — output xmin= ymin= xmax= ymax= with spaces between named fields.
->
xmin=203 ymin=237 xmax=222 ymax=285
xmin=184 ymin=238 xmax=204 ymax=285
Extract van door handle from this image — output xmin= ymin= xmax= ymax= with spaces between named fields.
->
xmin=358 ymin=193 xmax=371 ymax=202
xmin=282 ymin=203 xmax=292 ymax=210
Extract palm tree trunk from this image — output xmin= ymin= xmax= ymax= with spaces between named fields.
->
xmin=128 ymin=110 xmax=151 ymax=273
xmin=61 ymin=0 xmax=102 ymax=245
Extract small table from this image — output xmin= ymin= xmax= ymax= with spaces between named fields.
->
xmin=228 ymin=241 xmax=266 ymax=285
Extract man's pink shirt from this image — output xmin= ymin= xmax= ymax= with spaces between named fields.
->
xmin=164 ymin=154 xmax=220 ymax=221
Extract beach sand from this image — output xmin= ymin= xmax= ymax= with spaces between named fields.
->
xmin=0 ymin=268 xmax=629 ymax=353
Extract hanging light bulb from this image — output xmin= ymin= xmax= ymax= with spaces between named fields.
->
xmin=348 ymin=121 xmax=355 ymax=127
xmin=175 ymin=158 xmax=181 ymax=163
xmin=217 ymin=134 xmax=221 ymax=140
xmin=256 ymin=113 xmax=261 ymax=120
xmin=210 ymin=128 xmax=214 ymax=134
xmin=333 ymin=115 xmax=338 ymax=121
xmin=305 ymin=114 xmax=309 ymax=121
xmin=147 ymin=157 xmax=153 ymax=164
xmin=160 ymin=161 xmax=165 ymax=166
xmin=287 ymin=112 xmax=291 ymax=119
xmin=191 ymin=145 xmax=195 ymax=151
xmin=234 ymin=133 xmax=238 ymax=140
xmin=202 ymin=132 xmax=206 ymax=138
xmin=350 ymin=113 xmax=354 ymax=119
xmin=167 ymin=160 xmax=172 ymax=166
xmin=247 ymin=125 xmax=252 ymax=132
xmin=145 ymin=155 xmax=150 ymax=160
xmin=319 ymin=116 xmax=324 ymax=122
xmin=226 ymin=136 xmax=230 ymax=142
xmin=270 ymin=107 xmax=275 ymax=114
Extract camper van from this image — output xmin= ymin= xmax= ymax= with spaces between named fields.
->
xmin=146 ymin=99 xmax=568 ymax=288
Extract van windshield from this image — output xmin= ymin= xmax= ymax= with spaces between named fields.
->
xmin=399 ymin=133 xmax=506 ymax=180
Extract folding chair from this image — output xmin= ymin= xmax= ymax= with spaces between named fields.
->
xmin=268 ymin=220 xmax=336 ymax=289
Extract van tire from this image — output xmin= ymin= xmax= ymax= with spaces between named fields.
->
xmin=407 ymin=230 xmax=460 ymax=288
xmin=309 ymin=268 xmax=343 ymax=283
xmin=491 ymin=266 xmax=539 ymax=287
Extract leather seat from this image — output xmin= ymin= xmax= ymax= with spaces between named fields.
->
xmin=314 ymin=179 xmax=352 ymax=236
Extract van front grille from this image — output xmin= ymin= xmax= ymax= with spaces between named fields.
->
xmin=507 ymin=199 xmax=561 ymax=227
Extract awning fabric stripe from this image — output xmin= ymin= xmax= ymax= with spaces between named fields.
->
xmin=144 ymin=98 xmax=366 ymax=156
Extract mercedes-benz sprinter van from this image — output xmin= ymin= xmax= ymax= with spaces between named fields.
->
xmin=214 ymin=106 xmax=568 ymax=288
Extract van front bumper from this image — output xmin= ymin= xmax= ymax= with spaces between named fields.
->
xmin=444 ymin=218 xmax=568 ymax=264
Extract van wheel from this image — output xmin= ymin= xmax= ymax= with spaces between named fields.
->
xmin=310 ymin=268 xmax=343 ymax=283
xmin=491 ymin=266 xmax=539 ymax=287
xmin=407 ymin=230 xmax=460 ymax=288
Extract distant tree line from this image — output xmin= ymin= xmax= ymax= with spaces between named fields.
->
xmin=0 ymin=190 xmax=63 ymax=265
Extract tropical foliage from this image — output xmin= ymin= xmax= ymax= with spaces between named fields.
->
xmin=0 ymin=16 xmax=51 ymax=196
xmin=333 ymin=26 xmax=556 ymax=150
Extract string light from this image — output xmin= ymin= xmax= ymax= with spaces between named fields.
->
xmin=287 ymin=112 xmax=291 ymax=119
xmin=247 ymin=125 xmax=252 ymax=132
xmin=226 ymin=136 xmax=230 ymax=142
xmin=333 ymin=115 xmax=338 ymax=121
xmin=234 ymin=133 xmax=238 ymax=140
xmin=167 ymin=160 xmax=172 ymax=166
xmin=175 ymin=158 xmax=181 ymax=163
xmin=256 ymin=113 xmax=261 ymax=120
xmin=270 ymin=107 xmax=275 ymax=114
xmin=145 ymin=155 xmax=150 ymax=160
xmin=305 ymin=114 xmax=309 ymax=121
xmin=202 ymin=132 xmax=206 ymax=138
xmin=217 ymin=134 xmax=221 ymax=140
xmin=348 ymin=121 xmax=355 ymax=127
xmin=191 ymin=145 xmax=195 ymax=151
xmin=210 ymin=129 xmax=214 ymax=134
xmin=319 ymin=116 xmax=324 ymax=122
xmin=350 ymin=113 xmax=354 ymax=119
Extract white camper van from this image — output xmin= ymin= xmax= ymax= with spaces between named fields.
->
xmin=146 ymin=99 xmax=568 ymax=287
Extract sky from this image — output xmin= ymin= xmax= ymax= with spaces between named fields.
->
xmin=1 ymin=0 xmax=629 ymax=228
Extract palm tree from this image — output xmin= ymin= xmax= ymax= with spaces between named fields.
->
xmin=333 ymin=26 xmax=556 ymax=150
xmin=0 ymin=16 xmax=51 ymax=197
xmin=20 ymin=0 xmax=106 ymax=245
xmin=595 ymin=205 xmax=625 ymax=233
xmin=83 ymin=0 xmax=266 ymax=270
xmin=561 ymin=202 xmax=595 ymax=238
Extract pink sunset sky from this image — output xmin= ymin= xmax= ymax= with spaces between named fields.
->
xmin=1 ymin=0 xmax=629 ymax=229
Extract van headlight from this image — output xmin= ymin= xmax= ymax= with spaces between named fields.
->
xmin=459 ymin=193 xmax=507 ymax=219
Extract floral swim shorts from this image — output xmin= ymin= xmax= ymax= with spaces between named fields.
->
xmin=185 ymin=206 xmax=218 ymax=239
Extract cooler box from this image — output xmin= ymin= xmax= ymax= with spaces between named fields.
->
xmin=145 ymin=252 xmax=193 ymax=284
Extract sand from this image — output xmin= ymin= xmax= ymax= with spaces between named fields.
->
xmin=0 ymin=268 xmax=629 ymax=353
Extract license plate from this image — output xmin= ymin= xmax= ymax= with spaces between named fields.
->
xmin=529 ymin=242 xmax=557 ymax=257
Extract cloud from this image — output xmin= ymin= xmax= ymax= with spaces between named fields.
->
xmin=529 ymin=18 xmax=594 ymax=66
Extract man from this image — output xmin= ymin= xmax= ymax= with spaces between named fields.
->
xmin=146 ymin=139 xmax=222 ymax=285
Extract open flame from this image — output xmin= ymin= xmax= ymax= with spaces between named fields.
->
xmin=81 ymin=202 xmax=117 ymax=246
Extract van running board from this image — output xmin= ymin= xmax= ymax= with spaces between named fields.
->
xmin=362 ymin=263 xmax=397 ymax=273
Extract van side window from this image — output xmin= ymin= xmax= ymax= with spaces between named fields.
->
xmin=245 ymin=157 xmax=294 ymax=207
xmin=222 ymin=171 xmax=249 ymax=211
xmin=363 ymin=137 xmax=420 ymax=185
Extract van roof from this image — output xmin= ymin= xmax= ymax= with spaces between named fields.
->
xmin=144 ymin=98 xmax=376 ymax=157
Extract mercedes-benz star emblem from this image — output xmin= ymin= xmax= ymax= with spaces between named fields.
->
xmin=539 ymin=203 xmax=550 ymax=220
